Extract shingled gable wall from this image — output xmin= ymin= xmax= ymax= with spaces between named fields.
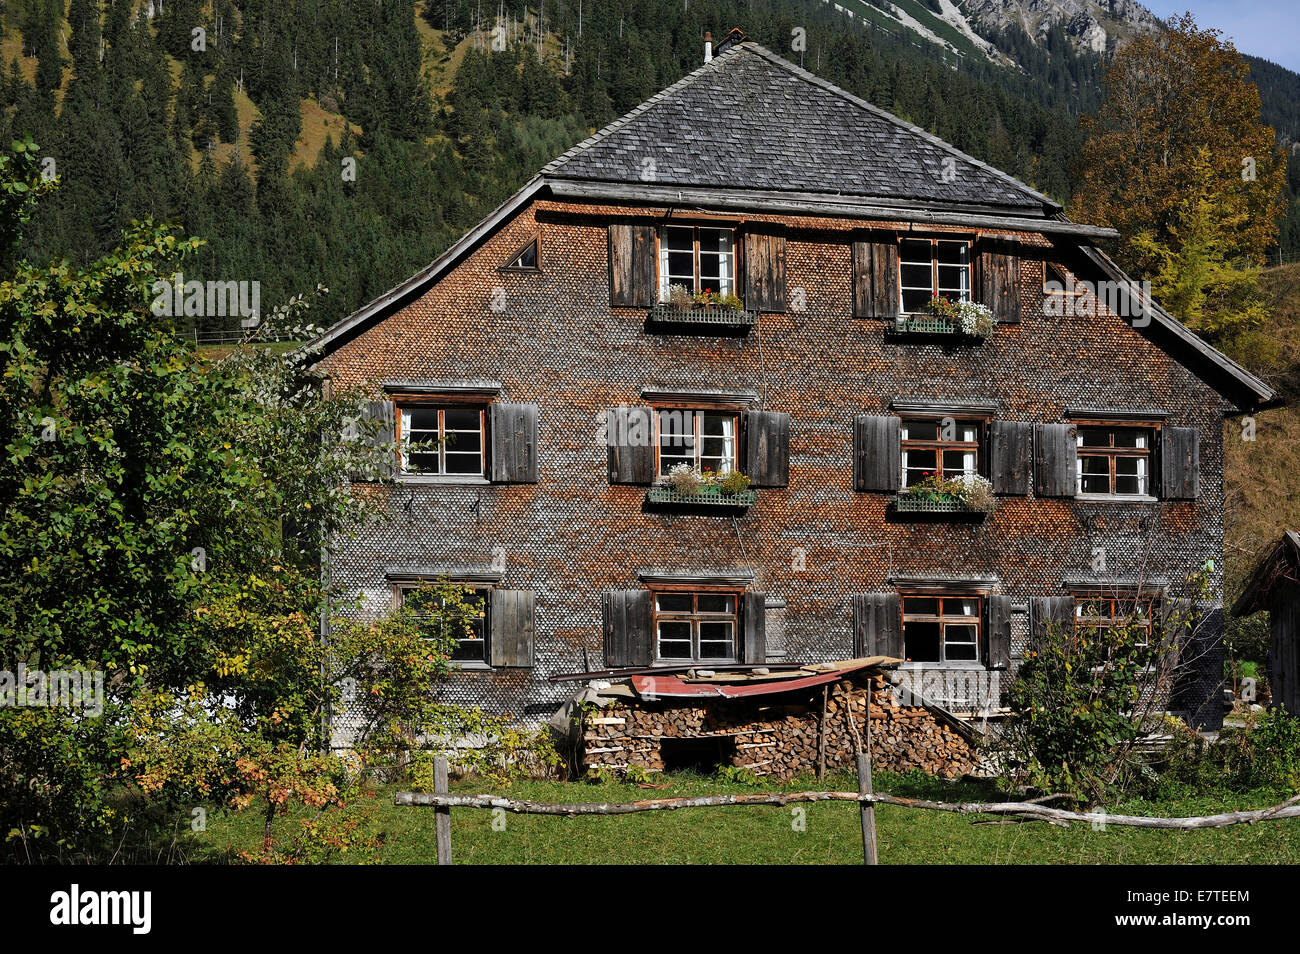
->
xmin=319 ymin=187 xmax=1233 ymax=736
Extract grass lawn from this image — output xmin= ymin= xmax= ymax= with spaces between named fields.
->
xmin=196 ymin=770 xmax=1300 ymax=865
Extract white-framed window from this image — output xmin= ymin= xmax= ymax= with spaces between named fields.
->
xmin=396 ymin=583 xmax=490 ymax=663
xmin=900 ymin=418 xmax=981 ymax=487
xmin=899 ymin=237 xmax=971 ymax=314
xmin=901 ymin=594 xmax=981 ymax=664
xmin=656 ymin=409 xmax=738 ymax=477
xmin=659 ymin=225 xmax=736 ymax=299
xmin=1076 ymin=424 xmax=1154 ymax=496
xmin=653 ymin=591 xmax=739 ymax=662
xmin=1074 ymin=595 xmax=1155 ymax=648
xmin=398 ymin=405 xmax=485 ymax=476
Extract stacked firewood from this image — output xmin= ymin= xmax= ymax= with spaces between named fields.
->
xmin=581 ymin=674 xmax=978 ymax=780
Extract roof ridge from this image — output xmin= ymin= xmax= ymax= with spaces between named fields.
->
xmin=540 ymin=45 xmax=748 ymax=177
xmin=737 ymin=42 xmax=1059 ymax=211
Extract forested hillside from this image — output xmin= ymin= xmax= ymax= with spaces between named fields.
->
xmin=0 ymin=0 xmax=1295 ymax=330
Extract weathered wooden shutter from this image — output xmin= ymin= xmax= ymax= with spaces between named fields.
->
xmin=743 ymin=591 xmax=767 ymax=663
xmin=853 ymin=414 xmax=901 ymax=492
xmin=489 ymin=590 xmax=535 ymax=667
xmin=978 ymin=237 xmax=1021 ymax=323
xmin=603 ymin=590 xmax=653 ymax=668
xmin=851 ymin=233 xmax=899 ymax=319
xmin=986 ymin=595 xmax=1013 ymax=669
xmin=1029 ymin=596 xmax=1075 ymax=650
xmin=350 ymin=399 xmax=396 ymax=481
xmin=743 ymin=229 xmax=786 ymax=313
xmin=1033 ymin=423 xmax=1077 ymax=497
xmin=489 ymin=402 xmax=539 ymax=483
xmin=989 ymin=420 xmax=1031 ymax=495
xmin=608 ymin=223 xmax=656 ymax=307
xmin=605 ymin=406 xmax=656 ymax=485
xmin=745 ymin=410 xmax=790 ymax=488
xmin=1159 ymin=426 xmax=1199 ymax=500
xmin=853 ymin=593 xmax=902 ymax=659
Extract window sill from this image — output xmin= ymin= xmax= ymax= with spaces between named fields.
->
xmin=397 ymin=475 xmax=490 ymax=486
xmin=453 ymin=662 xmax=493 ymax=672
xmin=1075 ymin=493 xmax=1158 ymax=503
xmin=899 ymin=661 xmax=988 ymax=671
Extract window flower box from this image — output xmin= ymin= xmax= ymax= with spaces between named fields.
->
xmin=647 ymin=304 xmax=757 ymax=328
xmin=649 ymin=464 xmax=756 ymax=509
xmin=894 ymin=473 xmax=996 ymax=516
xmin=647 ymin=485 xmax=757 ymax=508
xmin=892 ymin=299 xmax=995 ymax=339
xmin=893 ymin=496 xmax=975 ymax=513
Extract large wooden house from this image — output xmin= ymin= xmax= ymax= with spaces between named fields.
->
xmin=308 ymin=36 xmax=1276 ymax=737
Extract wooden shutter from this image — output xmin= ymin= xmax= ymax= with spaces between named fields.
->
xmin=1159 ymin=426 xmax=1199 ymax=500
xmin=986 ymin=595 xmax=1012 ymax=669
xmin=489 ymin=590 xmax=535 ymax=667
xmin=853 ymin=414 xmax=901 ymax=492
xmin=350 ymin=399 xmax=396 ymax=481
xmin=743 ymin=592 xmax=767 ymax=663
xmin=1033 ymin=423 xmax=1077 ymax=497
xmin=853 ymin=593 xmax=902 ymax=658
xmin=608 ymin=223 xmax=656 ymax=307
xmin=851 ymin=233 xmax=899 ymax=318
xmin=605 ymin=406 xmax=656 ymax=485
xmin=603 ymin=590 xmax=652 ymax=668
xmin=989 ymin=420 xmax=1032 ymax=495
xmin=978 ymin=237 xmax=1020 ymax=323
xmin=1029 ymin=596 xmax=1075 ymax=650
xmin=745 ymin=410 xmax=790 ymax=488
xmin=743 ymin=229 xmax=786 ymax=313
xmin=489 ymin=402 xmax=539 ymax=483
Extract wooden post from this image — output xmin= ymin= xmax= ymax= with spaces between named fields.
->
xmin=857 ymin=753 xmax=878 ymax=865
xmin=817 ymin=685 xmax=828 ymax=779
xmin=434 ymin=756 xmax=452 ymax=865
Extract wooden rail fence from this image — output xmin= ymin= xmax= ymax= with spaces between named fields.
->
xmin=395 ymin=758 xmax=1300 ymax=865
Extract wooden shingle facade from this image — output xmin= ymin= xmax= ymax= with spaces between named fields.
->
xmin=310 ymin=42 xmax=1276 ymax=736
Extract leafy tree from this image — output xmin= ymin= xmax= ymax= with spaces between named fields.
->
xmin=1071 ymin=15 xmax=1288 ymax=289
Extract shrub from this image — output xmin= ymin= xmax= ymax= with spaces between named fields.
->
xmin=664 ymin=462 xmax=704 ymax=494
xmin=1150 ymin=710 xmax=1300 ymax=797
xmin=667 ymin=283 xmax=693 ymax=310
xmin=717 ymin=469 xmax=752 ymax=495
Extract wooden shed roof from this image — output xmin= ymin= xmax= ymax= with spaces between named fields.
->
xmin=1233 ymin=531 xmax=1300 ymax=616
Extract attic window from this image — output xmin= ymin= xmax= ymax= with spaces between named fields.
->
xmin=659 ymin=226 xmax=736 ymax=300
xmin=899 ymin=238 xmax=970 ymax=313
xmin=1044 ymin=262 xmax=1081 ymax=295
xmin=501 ymin=235 xmax=540 ymax=272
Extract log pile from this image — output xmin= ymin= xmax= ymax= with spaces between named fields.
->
xmin=582 ymin=674 xmax=978 ymax=780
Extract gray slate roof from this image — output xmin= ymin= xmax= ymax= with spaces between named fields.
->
xmin=542 ymin=43 xmax=1052 ymax=212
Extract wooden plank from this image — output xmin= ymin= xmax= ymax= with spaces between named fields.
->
xmin=987 ymin=595 xmax=1012 ymax=669
xmin=746 ymin=410 xmax=790 ymax=487
xmin=1033 ymin=422 xmax=1077 ymax=497
xmin=606 ymin=407 xmax=655 ymax=484
xmin=608 ymin=224 xmax=655 ymax=307
xmin=989 ymin=420 xmax=1031 ymax=495
xmin=434 ymin=756 xmax=452 ymax=866
xmin=744 ymin=230 xmax=786 ymax=313
xmin=852 ymin=234 xmax=898 ymax=318
xmin=743 ymin=591 xmax=767 ymax=664
xmin=1160 ymin=426 xmax=1199 ymax=500
xmin=853 ymin=414 xmax=901 ymax=492
xmin=980 ymin=238 xmax=1021 ymax=322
